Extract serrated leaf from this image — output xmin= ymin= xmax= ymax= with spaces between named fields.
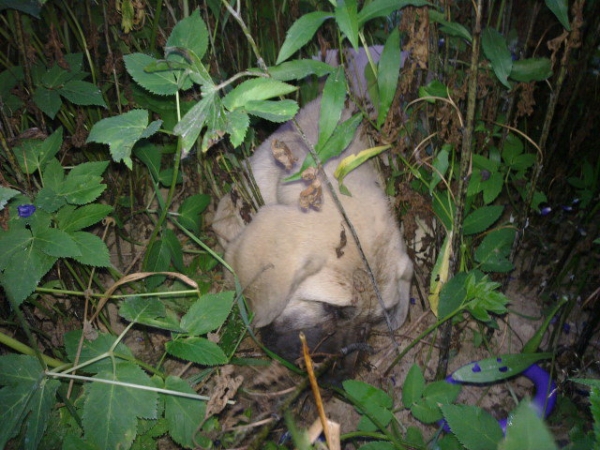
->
xmin=225 ymin=109 xmax=249 ymax=149
xmin=173 ymin=92 xmax=215 ymax=155
xmin=335 ymin=0 xmax=359 ymax=49
xmin=276 ymin=11 xmax=332 ymax=64
xmin=344 ymin=379 xmax=393 ymax=432
xmin=450 ymin=354 xmax=553 ymax=384
xmin=23 ymin=377 xmax=60 ymax=450
xmin=544 ymin=0 xmax=570 ymax=30
xmin=60 ymin=174 xmax=106 ymax=205
xmin=222 ymin=78 xmax=297 ymax=111
xmin=33 ymin=86 xmax=62 ymax=119
xmin=509 ymin=58 xmax=552 ymax=82
xmin=463 ymin=205 xmax=504 ymax=235
xmin=0 ymin=228 xmax=32 ymax=270
xmin=499 ymin=400 xmax=559 ymax=450
xmin=244 ymin=99 xmax=298 ymax=122
xmin=69 ymin=231 xmax=111 ymax=267
xmin=119 ymin=297 xmax=166 ymax=324
xmin=57 ymin=203 xmax=113 ymax=233
xmin=64 ymin=330 xmax=135 ymax=373
xmin=377 ymin=28 xmax=401 ymax=126
xmin=35 ymin=185 xmax=65 ymax=213
xmin=124 ymin=53 xmax=179 ymax=96
xmin=357 ymin=0 xmax=431 ymax=26
xmin=181 ymin=291 xmax=235 ymax=336
xmin=442 ymin=404 xmax=503 ymax=450
xmin=35 ymin=227 xmax=81 ymax=258
xmin=166 ymin=337 xmax=228 ymax=365
xmin=83 ymin=363 xmax=158 ymax=449
xmin=164 ymin=376 xmax=207 ymax=448
xmin=402 ymin=364 xmax=425 ymax=408
xmin=268 ymin=59 xmax=333 ymax=81
xmin=177 ymin=193 xmax=211 ymax=234
xmin=87 ymin=109 xmax=160 ymax=168
xmin=13 ymin=127 xmax=63 ymax=175
xmin=474 ymin=228 xmax=515 ymax=273
xmin=482 ymin=27 xmax=513 ymax=89
xmin=318 ymin=67 xmax=346 ymax=149
xmin=41 ymin=157 xmax=65 ymax=190
xmin=59 ymin=80 xmax=107 ymax=108
xmin=165 ymin=9 xmax=208 ymax=60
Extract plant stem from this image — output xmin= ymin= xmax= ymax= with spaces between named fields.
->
xmin=0 ymin=330 xmax=64 ymax=368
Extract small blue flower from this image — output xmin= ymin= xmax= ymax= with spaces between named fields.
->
xmin=539 ymin=204 xmax=552 ymax=216
xmin=471 ymin=363 xmax=482 ymax=373
xmin=17 ymin=204 xmax=36 ymax=218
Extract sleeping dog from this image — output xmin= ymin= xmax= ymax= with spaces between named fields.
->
xmin=213 ymin=48 xmax=413 ymax=370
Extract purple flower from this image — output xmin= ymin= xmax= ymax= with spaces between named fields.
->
xmin=539 ymin=204 xmax=552 ymax=216
xmin=17 ymin=204 xmax=36 ymax=218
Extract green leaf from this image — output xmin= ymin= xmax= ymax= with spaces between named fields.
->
xmin=57 ymin=204 xmax=113 ymax=233
xmin=474 ymin=228 xmax=515 ymax=272
xmin=165 ymin=9 xmax=208 ymax=60
xmin=343 ymin=379 xmax=393 ymax=432
xmin=14 ymin=127 xmax=63 ymax=175
xmin=462 ymin=205 xmax=504 ymax=235
xmin=335 ymin=0 xmax=359 ymax=49
xmin=509 ymin=58 xmax=552 ymax=82
xmin=276 ymin=11 xmax=332 ymax=64
xmin=244 ymin=99 xmax=299 ymax=122
xmin=69 ymin=231 xmax=111 ymax=267
xmin=225 ymin=109 xmax=249 ymax=149
xmin=133 ymin=141 xmax=162 ymax=181
xmin=144 ymin=238 xmax=171 ymax=289
xmin=268 ymin=59 xmax=333 ymax=81
xmin=33 ymin=87 xmax=62 ymax=119
xmin=87 ymin=109 xmax=162 ymax=168
xmin=0 ymin=0 xmax=43 ymax=18
xmin=438 ymin=272 xmax=469 ymax=319
xmin=544 ymin=0 xmax=570 ymax=31
xmin=59 ymin=80 xmax=107 ymax=108
xmin=64 ymin=330 xmax=134 ymax=373
xmin=451 ymin=353 xmax=553 ymax=384
xmin=60 ymin=174 xmax=106 ymax=205
xmin=124 ymin=53 xmax=179 ymax=96
xmin=358 ymin=0 xmax=431 ymax=26
xmin=429 ymin=10 xmax=473 ymax=43
xmin=377 ymin=28 xmax=401 ymax=126
xmin=402 ymin=364 xmax=425 ymax=408
xmin=173 ymin=92 xmax=214 ymax=155
xmin=429 ymin=146 xmax=450 ymax=194
xmin=83 ymin=362 xmax=158 ymax=450
xmin=163 ymin=376 xmax=207 ymax=448
xmin=0 ymin=186 xmax=19 ymax=210
xmin=499 ymin=400 xmax=559 ymax=450
xmin=334 ymin=145 xmax=390 ymax=186
xmin=119 ymin=297 xmax=183 ymax=332
xmin=441 ymin=404 xmax=503 ymax=450
xmin=432 ymin=190 xmax=455 ymax=231
xmin=181 ymin=291 xmax=235 ymax=336
xmin=166 ymin=337 xmax=228 ymax=365
xmin=418 ymin=79 xmax=450 ymax=102
xmin=0 ymin=228 xmax=32 ymax=270
xmin=177 ymin=194 xmax=211 ymax=234
xmin=35 ymin=227 xmax=81 ymax=258
xmin=318 ymin=67 xmax=347 ymax=149
xmin=482 ymin=27 xmax=513 ymax=89
xmin=222 ymin=78 xmax=297 ymax=111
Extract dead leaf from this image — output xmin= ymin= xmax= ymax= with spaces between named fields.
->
xmin=301 ymin=166 xmax=318 ymax=181
xmin=206 ymin=366 xmax=243 ymax=418
xmin=271 ymin=139 xmax=297 ymax=170
xmin=299 ymin=179 xmax=322 ymax=210
xmin=335 ymin=224 xmax=347 ymax=258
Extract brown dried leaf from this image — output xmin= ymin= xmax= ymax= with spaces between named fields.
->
xmin=301 ymin=166 xmax=318 ymax=181
xmin=271 ymin=139 xmax=297 ymax=170
xmin=299 ymin=179 xmax=322 ymax=210
xmin=206 ymin=366 xmax=244 ymax=418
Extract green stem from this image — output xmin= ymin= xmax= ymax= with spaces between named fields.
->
xmin=0 ymin=330 xmax=65 ymax=368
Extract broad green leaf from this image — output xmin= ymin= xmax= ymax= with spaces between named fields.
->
xmin=133 ymin=141 xmax=162 ymax=181
xmin=502 ymin=133 xmax=524 ymax=161
xmin=474 ymin=227 xmax=515 ymax=272
xmin=0 ymin=228 xmax=32 ymax=270
xmin=144 ymin=238 xmax=171 ymax=289
xmin=14 ymin=128 xmax=63 ymax=175
xmin=222 ymin=78 xmax=297 ymax=111
xmin=64 ymin=330 xmax=134 ymax=373
xmin=164 ymin=228 xmax=184 ymax=271
xmin=69 ymin=231 xmax=111 ymax=267
xmin=418 ymin=79 xmax=450 ymax=102
xmin=33 ymin=86 xmax=62 ymax=119
xmin=41 ymin=157 xmax=65 ymax=190
xmin=165 ymin=9 xmax=208 ymax=60
xmin=359 ymin=442 xmax=395 ymax=450
xmin=57 ymin=204 xmax=113 ymax=233
xmin=499 ymin=400 xmax=559 ymax=449
xmin=335 ymin=0 xmax=359 ymax=49
xmin=343 ymin=379 xmax=393 ymax=432
xmin=429 ymin=146 xmax=450 ymax=194
xmin=60 ymin=174 xmax=106 ymax=205
xmin=0 ymin=186 xmax=19 ymax=210
xmin=402 ymin=364 xmax=426 ymax=408
xmin=181 ymin=291 xmax=235 ymax=336
xmin=119 ymin=297 xmax=166 ymax=324
xmin=35 ymin=185 xmax=66 ymax=213
xmin=87 ymin=109 xmax=162 ymax=168
xmin=225 ymin=109 xmax=249 ymax=149
xmin=35 ymin=227 xmax=81 ymax=258
xmin=62 ymin=435 xmax=99 ymax=450
xmin=244 ymin=99 xmax=299 ymax=122
xmin=429 ymin=10 xmax=472 ymax=42
xmin=164 ymin=376 xmax=207 ymax=448
xmin=462 ymin=205 xmax=504 ymax=235
xmin=441 ymin=404 xmax=503 ymax=450
xmin=451 ymin=353 xmax=553 ymax=383
xmin=124 ymin=53 xmax=179 ymax=96
xmin=268 ymin=59 xmax=333 ymax=81
xmin=509 ymin=58 xmax=552 ymax=82
xmin=437 ymin=271 xmax=468 ymax=319
xmin=23 ymin=377 xmax=61 ymax=450
xmin=59 ymin=80 xmax=107 ymax=108
xmin=83 ymin=363 xmax=158 ymax=450
xmin=377 ymin=29 xmax=401 ymax=126
xmin=318 ymin=67 xmax=347 ymax=149
xmin=166 ymin=337 xmax=228 ymax=365
xmin=177 ymin=193 xmax=211 ymax=234
xmin=482 ymin=28 xmax=513 ymax=89
xmin=544 ymin=0 xmax=570 ymax=31
xmin=358 ymin=0 xmax=431 ymax=26
xmin=173 ymin=92 xmax=215 ymax=155
xmin=276 ymin=11 xmax=332 ymax=64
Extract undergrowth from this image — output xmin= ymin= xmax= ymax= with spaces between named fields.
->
xmin=0 ymin=0 xmax=599 ymax=448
